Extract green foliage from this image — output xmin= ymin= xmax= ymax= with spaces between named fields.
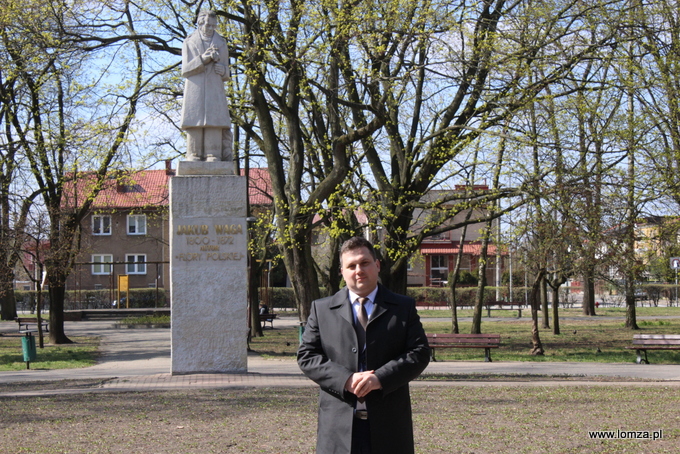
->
xmin=13 ymin=288 xmax=169 ymax=311
xmin=448 ymin=270 xmax=478 ymax=286
xmin=501 ymin=270 xmax=524 ymax=286
xmin=119 ymin=315 xmax=171 ymax=325
xmin=263 ymin=287 xmax=301 ymax=310
xmin=406 ymin=286 xmax=529 ymax=307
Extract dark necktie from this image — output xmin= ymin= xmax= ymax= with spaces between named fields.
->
xmin=355 ymin=297 xmax=369 ymax=403
xmin=357 ymin=297 xmax=369 ymax=331
xmin=355 ymin=297 xmax=369 ymax=348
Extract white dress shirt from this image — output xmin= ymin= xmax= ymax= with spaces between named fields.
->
xmin=349 ymin=287 xmax=378 ymax=329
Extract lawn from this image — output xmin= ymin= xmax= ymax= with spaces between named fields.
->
xmin=0 ymin=334 xmax=99 ymax=371
xmin=0 ymin=386 xmax=678 ymax=453
xmin=250 ymin=306 xmax=680 ymax=364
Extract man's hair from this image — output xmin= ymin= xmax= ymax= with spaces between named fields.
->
xmin=340 ymin=237 xmax=377 ymax=261
xmin=197 ymin=10 xmax=217 ymax=25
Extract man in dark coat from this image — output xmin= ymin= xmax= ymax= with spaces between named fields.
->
xmin=298 ymin=237 xmax=430 ymax=454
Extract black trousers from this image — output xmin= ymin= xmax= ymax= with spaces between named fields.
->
xmin=351 ymin=418 xmax=371 ymax=454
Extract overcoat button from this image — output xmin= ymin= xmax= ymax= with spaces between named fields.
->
xmin=352 ymin=347 xmax=357 ymax=353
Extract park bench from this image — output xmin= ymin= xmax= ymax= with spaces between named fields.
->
xmin=15 ymin=317 xmax=49 ymax=333
xmin=626 ymin=334 xmax=680 ymax=364
xmin=258 ymin=313 xmax=278 ymax=329
xmin=484 ymin=301 xmax=523 ymax=318
xmin=426 ymin=333 xmax=501 ymax=362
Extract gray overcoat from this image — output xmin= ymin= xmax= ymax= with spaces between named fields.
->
xmin=180 ymin=30 xmax=231 ymax=128
xmin=297 ymin=285 xmax=430 ymax=454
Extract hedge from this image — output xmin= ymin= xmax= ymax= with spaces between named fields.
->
xmin=259 ymin=286 xmax=529 ymax=310
xmin=13 ymin=288 xmax=170 ymax=311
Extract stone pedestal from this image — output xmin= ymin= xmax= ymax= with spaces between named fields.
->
xmin=170 ymin=169 xmax=247 ymax=374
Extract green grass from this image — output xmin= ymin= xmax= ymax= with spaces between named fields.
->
xmin=249 ymin=328 xmax=300 ymax=358
xmin=424 ymin=319 xmax=680 ymax=363
xmin=119 ymin=314 xmax=171 ymax=325
xmin=250 ymin=308 xmax=680 ymax=364
xmin=0 ymin=335 xmax=100 ymax=371
xmin=417 ymin=305 xmax=680 ymax=318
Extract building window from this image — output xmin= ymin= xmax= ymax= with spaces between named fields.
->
xmin=92 ymin=255 xmax=113 ymax=275
xmin=431 ymin=255 xmax=449 ymax=286
xmin=126 ymin=254 xmax=147 ymax=275
xmin=92 ymin=215 xmax=111 ymax=235
xmin=127 ymin=214 xmax=146 ymax=235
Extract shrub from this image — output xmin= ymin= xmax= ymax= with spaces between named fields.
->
xmin=448 ymin=270 xmax=478 ymax=286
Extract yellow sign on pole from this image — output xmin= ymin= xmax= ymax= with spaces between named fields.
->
xmin=118 ymin=275 xmax=129 ymax=308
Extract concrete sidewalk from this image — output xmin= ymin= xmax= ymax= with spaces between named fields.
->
xmin=1 ymin=317 xmax=680 ymax=397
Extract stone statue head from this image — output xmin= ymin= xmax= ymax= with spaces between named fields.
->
xmin=197 ymin=10 xmax=218 ymax=38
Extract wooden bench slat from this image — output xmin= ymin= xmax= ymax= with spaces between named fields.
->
xmin=484 ymin=302 xmax=523 ymax=318
xmin=633 ymin=334 xmax=680 ymax=339
xmin=15 ymin=317 xmax=49 ymax=333
xmin=628 ymin=334 xmax=680 ymax=364
xmin=632 ymin=340 xmax=680 ymax=346
xmin=426 ymin=333 xmax=500 ymax=362
xmin=258 ymin=313 xmax=278 ymax=328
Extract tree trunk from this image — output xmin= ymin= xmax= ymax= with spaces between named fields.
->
xmin=379 ymin=257 xmax=409 ymax=297
xmin=471 ymin=234 xmax=490 ymax=335
xmin=326 ymin=236 xmax=342 ymax=296
xmin=625 ymin=295 xmax=639 ymax=329
xmin=529 ymin=270 xmax=546 ymax=355
xmin=551 ymin=285 xmax=561 ymax=335
xmin=248 ymin=258 xmax=264 ymax=339
xmin=449 ymin=224 xmax=471 ymax=334
xmin=581 ymin=272 xmax=597 ymax=316
xmin=47 ymin=280 xmax=72 ymax=344
xmin=284 ymin=234 xmax=321 ymax=322
xmin=624 ymin=277 xmax=639 ymax=330
xmin=450 ymin=290 xmax=460 ymax=334
xmin=0 ymin=279 xmax=17 ymax=321
xmin=36 ymin=285 xmax=45 ymax=348
xmin=540 ymin=274 xmax=550 ymax=329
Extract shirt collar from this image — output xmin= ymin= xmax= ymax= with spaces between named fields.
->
xmin=349 ymin=286 xmax=378 ymax=305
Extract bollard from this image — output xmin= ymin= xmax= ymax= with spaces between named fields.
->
xmin=21 ymin=332 xmax=37 ymax=369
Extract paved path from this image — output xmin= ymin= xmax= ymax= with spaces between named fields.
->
xmin=1 ymin=316 xmax=680 ymax=397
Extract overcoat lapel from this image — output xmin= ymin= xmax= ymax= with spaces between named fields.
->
xmin=368 ymin=284 xmax=389 ymax=324
xmin=329 ymin=288 xmax=354 ymax=327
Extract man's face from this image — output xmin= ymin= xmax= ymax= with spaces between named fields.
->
xmin=341 ymin=246 xmax=381 ymax=297
xmin=199 ymin=17 xmax=217 ymax=38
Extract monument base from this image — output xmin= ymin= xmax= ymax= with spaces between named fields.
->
xmin=170 ymin=172 xmax=247 ymax=374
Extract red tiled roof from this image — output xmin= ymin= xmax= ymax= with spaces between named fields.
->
xmin=420 ymin=243 xmax=503 ymax=256
xmin=241 ymin=168 xmax=273 ymax=206
xmin=63 ymin=170 xmax=172 ymax=210
xmin=64 ymin=167 xmax=274 ymax=210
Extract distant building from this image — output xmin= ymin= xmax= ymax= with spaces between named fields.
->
xmin=310 ymin=186 xmax=506 ymax=287
xmin=408 ymin=187 xmax=505 ymax=287
xmin=61 ymin=165 xmax=274 ymax=298
xmin=65 ymin=165 xmax=175 ymax=295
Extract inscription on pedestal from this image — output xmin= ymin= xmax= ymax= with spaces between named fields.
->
xmin=174 ymin=223 xmax=245 ymax=262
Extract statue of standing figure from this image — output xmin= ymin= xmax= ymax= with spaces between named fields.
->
xmin=180 ymin=10 xmax=233 ymax=162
